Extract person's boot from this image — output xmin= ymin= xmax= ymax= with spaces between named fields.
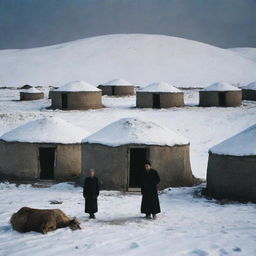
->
xmin=89 ymin=213 xmax=95 ymax=219
xmin=152 ymin=214 xmax=156 ymax=220
xmin=145 ymin=214 xmax=151 ymax=219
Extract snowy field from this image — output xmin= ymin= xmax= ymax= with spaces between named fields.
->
xmin=0 ymin=88 xmax=255 ymax=255
xmin=1 ymin=182 xmax=256 ymax=256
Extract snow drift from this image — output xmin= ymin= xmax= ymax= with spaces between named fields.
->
xmin=1 ymin=34 xmax=256 ymax=87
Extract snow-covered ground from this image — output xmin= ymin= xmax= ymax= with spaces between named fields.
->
xmin=1 ymin=34 xmax=256 ymax=87
xmin=228 ymin=47 xmax=256 ymax=62
xmin=1 ymin=182 xmax=256 ymax=256
xmin=0 ymin=88 xmax=256 ymax=256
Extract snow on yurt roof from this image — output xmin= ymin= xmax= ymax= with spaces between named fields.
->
xmin=83 ymin=117 xmax=189 ymax=147
xmin=242 ymin=81 xmax=256 ymax=90
xmin=102 ymin=79 xmax=133 ymax=86
xmin=209 ymin=124 xmax=256 ymax=156
xmin=55 ymin=80 xmax=100 ymax=92
xmin=21 ymin=88 xmax=42 ymax=93
xmin=139 ymin=82 xmax=181 ymax=93
xmin=1 ymin=117 xmax=90 ymax=144
xmin=202 ymin=82 xmax=241 ymax=92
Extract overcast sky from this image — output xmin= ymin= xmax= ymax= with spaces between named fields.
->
xmin=0 ymin=0 xmax=256 ymax=49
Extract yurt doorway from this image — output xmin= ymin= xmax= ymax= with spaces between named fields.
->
xmin=153 ymin=94 xmax=160 ymax=108
xmin=129 ymin=148 xmax=148 ymax=188
xmin=219 ymin=92 xmax=226 ymax=106
xmin=111 ymin=86 xmax=115 ymax=96
xmin=39 ymin=148 xmax=55 ymax=179
xmin=62 ymin=93 xmax=68 ymax=109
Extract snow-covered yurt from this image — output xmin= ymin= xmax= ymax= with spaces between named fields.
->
xmin=0 ymin=117 xmax=89 ymax=181
xmin=206 ymin=124 xmax=256 ymax=202
xmin=199 ymin=82 xmax=242 ymax=107
xmin=242 ymin=81 xmax=256 ymax=101
xmin=20 ymin=88 xmax=44 ymax=101
xmin=98 ymin=79 xmax=135 ymax=96
xmin=51 ymin=80 xmax=102 ymax=110
xmin=136 ymin=82 xmax=184 ymax=108
xmin=81 ymin=117 xmax=195 ymax=191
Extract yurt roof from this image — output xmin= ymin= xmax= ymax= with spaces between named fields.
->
xmin=55 ymin=80 xmax=100 ymax=92
xmin=202 ymin=82 xmax=241 ymax=92
xmin=1 ymin=117 xmax=90 ymax=144
xmin=242 ymin=81 xmax=256 ymax=90
xmin=139 ymin=82 xmax=181 ymax=93
xmin=209 ymin=124 xmax=256 ymax=156
xmin=101 ymin=79 xmax=133 ymax=86
xmin=83 ymin=117 xmax=189 ymax=147
xmin=21 ymin=88 xmax=42 ymax=93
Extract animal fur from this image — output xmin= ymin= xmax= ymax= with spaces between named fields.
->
xmin=10 ymin=207 xmax=81 ymax=234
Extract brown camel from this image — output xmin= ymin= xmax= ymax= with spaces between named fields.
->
xmin=10 ymin=207 xmax=81 ymax=234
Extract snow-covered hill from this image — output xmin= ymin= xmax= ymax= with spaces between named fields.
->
xmin=228 ymin=47 xmax=256 ymax=62
xmin=1 ymin=34 xmax=256 ymax=87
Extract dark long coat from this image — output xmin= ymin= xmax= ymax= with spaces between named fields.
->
xmin=141 ymin=169 xmax=161 ymax=214
xmin=83 ymin=177 xmax=99 ymax=214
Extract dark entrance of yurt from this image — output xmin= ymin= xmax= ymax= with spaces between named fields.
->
xmin=129 ymin=148 xmax=148 ymax=188
xmin=39 ymin=148 xmax=55 ymax=179
xmin=219 ymin=92 xmax=226 ymax=106
xmin=152 ymin=94 xmax=160 ymax=108
xmin=61 ymin=93 xmax=68 ymax=109
xmin=111 ymin=86 xmax=115 ymax=96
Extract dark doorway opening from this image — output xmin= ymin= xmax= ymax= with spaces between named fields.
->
xmin=39 ymin=148 xmax=55 ymax=179
xmin=219 ymin=92 xmax=226 ymax=106
xmin=129 ymin=148 xmax=148 ymax=188
xmin=62 ymin=93 xmax=68 ymax=109
xmin=153 ymin=94 xmax=160 ymax=108
xmin=111 ymin=86 xmax=115 ymax=96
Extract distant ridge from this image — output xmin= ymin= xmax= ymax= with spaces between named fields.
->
xmin=1 ymin=34 xmax=256 ymax=88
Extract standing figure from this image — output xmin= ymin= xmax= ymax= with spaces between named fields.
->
xmin=140 ymin=161 xmax=161 ymax=219
xmin=83 ymin=169 xmax=99 ymax=219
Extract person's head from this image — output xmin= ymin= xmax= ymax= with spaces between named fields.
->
xmin=144 ymin=161 xmax=151 ymax=171
xmin=89 ymin=169 xmax=95 ymax=177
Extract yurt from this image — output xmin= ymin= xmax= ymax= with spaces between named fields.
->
xmin=20 ymin=88 xmax=44 ymax=101
xmin=136 ymin=82 xmax=184 ymax=108
xmin=98 ymin=79 xmax=135 ymax=96
xmin=199 ymin=82 xmax=242 ymax=107
xmin=51 ymin=80 xmax=102 ymax=110
xmin=206 ymin=124 xmax=256 ymax=202
xmin=242 ymin=81 xmax=256 ymax=101
xmin=19 ymin=84 xmax=33 ymax=89
xmin=81 ymin=117 xmax=196 ymax=191
xmin=48 ymin=86 xmax=59 ymax=99
xmin=0 ymin=117 xmax=90 ymax=181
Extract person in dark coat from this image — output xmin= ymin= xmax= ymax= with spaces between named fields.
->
xmin=140 ymin=161 xmax=161 ymax=219
xmin=83 ymin=169 xmax=99 ymax=219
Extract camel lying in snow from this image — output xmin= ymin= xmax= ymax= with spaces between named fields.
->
xmin=10 ymin=207 xmax=81 ymax=234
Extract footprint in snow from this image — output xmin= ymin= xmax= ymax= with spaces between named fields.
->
xmin=129 ymin=242 xmax=139 ymax=249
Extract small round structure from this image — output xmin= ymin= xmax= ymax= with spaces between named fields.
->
xmin=242 ymin=81 xmax=256 ymax=101
xmin=206 ymin=124 xmax=256 ymax=202
xmin=98 ymin=79 xmax=135 ymax=96
xmin=199 ymin=82 xmax=242 ymax=107
xmin=20 ymin=88 xmax=44 ymax=101
xmin=136 ymin=82 xmax=184 ymax=108
xmin=81 ymin=117 xmax=196 ymax=191
xmin=0 ymin=117 xmax=90 ymax=181
xmin=51 ymin=80 xmax=102 ymax=110
xmin=19 ymin=84 xmax=33 ymax=90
